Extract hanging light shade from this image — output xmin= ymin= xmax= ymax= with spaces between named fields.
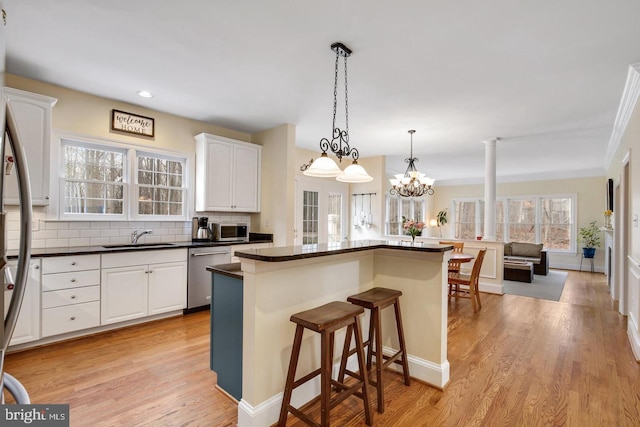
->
xmin=337 ymin=160 xmax=372 ymax=183
xmin=303 ymin=42 xmax=373 ymax=183
xmin=389 ymin=130 xmax=435 ymax=197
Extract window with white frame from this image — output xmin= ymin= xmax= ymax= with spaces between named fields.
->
xmin=136 ymin=152 xmax=186 ymax=216
xmin=62 ymin=142 xmax=126 ymax=216
xmin=385 ymin=196 xmax=425 ymax=236
xmin=60 ymin=136 xmax=188 ymax=220
xmin=451 ymin=195 xmax=575 ymax=251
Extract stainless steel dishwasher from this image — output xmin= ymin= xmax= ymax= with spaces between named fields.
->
xmin=186 ymin=246 xmax=231 ymax=313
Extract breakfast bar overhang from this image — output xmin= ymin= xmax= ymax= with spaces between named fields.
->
xmin=234 ymin=240 xmax=453 ymax=427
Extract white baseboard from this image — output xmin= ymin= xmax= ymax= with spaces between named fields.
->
xmin=479 ymin=281 xmax=503 ymax=295
xmin=237 ymin=347 xmax=449 ymax=427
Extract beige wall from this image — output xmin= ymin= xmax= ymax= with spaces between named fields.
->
xmin=253 ymin=124 xmax=296 ymax=246
xmin=6 ymin=74 xmax=251 ymax=153
xmin=607 ymin=95 xmax=640 ymax=258
xmin=428 ymin=176 xmax=606 ymax=270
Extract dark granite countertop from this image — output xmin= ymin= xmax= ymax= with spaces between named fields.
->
xmin=9 ymin=236 xmax=273 ymax=259
xmin=207 ymin=262 xmax=243 ymax=279
xmin=234 ymin=240 xmax=453 ymax=263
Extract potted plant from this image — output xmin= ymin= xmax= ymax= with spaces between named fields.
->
xmin=436 ymin=209 xmax=448 ymax=238
xmin=578 ymin=221 xmax=601 ymax=258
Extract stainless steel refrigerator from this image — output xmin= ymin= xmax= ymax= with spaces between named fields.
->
xmin=0 ymin=4 xmax=34 ymax=404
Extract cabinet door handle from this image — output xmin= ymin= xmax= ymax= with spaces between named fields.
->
xmin=34 ymin=265 xmax=39 ymax=269
xmin=71 ymin=279 xmax=76 ymax=283
xmin=149 ymin=270 xmax=153 ymax=274
xmin=71 ymin=262 xmax=77 ymax=266
xmin=70 ymin=316 xmax=76 ymax=321
xmin=70 ymin=295 xmax=76 ymax=299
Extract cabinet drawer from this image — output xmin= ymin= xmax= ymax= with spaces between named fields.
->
xmin=42 ymin=285 xmax=100 ymax=309
xmin=42 ymin=255 xmax=100 ymax=274
xmin=42 ymin=269 xmax=100 ymax=291
xmin=41 ymin=301 xmax=100 ymax=337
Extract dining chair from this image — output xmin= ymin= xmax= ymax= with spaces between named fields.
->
xmin=448 ymin=248 xmax=486 ymax=312
xmin=440 ymin=241 xmax=464 ymax=274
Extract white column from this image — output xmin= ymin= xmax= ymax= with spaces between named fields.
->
xmin=483 ymin=138 xmax=498 ymax=241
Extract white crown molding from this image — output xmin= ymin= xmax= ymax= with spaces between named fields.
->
xmin=605 ymin=62 xmax=640 ymax=170
xmin=435 ymin=167 xmax=606 ymax=187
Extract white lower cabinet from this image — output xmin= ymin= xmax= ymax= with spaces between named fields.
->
xmin=41 ymin=254 xmax=101 ymax=338
xmin=148 ymin=262 xmax=188 ymax=315
xmin=101 ymin=265 xmax=149 ymax=324
xmin=5 ymin=259 xmax=41 ymax=346
xmin=101 ymin=249 xmax=187 ymax=325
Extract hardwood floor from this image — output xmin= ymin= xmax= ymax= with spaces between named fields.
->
xmin=4 ymin=271 xmax=639 ymax=426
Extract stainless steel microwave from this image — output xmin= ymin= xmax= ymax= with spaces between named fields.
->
xmin=211 ymin=223 xmax=249 ymax=242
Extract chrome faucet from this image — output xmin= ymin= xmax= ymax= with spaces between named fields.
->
xmin=131 ymin=229 xmax=153 ymax=244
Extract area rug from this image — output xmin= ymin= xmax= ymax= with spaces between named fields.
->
xmin=503 ymin=270 xmax=568 ymax=301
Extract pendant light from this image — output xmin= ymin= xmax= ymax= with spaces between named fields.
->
xmin=389 ymin=130 xmax=435 ymax=197
xmin=303 ymin=42 xmax=373 ymax=183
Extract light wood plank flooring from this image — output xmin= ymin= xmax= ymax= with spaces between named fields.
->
xmin=4 ymin=271 xmax=640 ymax=426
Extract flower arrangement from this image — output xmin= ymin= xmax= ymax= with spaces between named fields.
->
xmin=604 ymin=209 xmax=613 ymax=228
xmin=402 ymin=217 xmax=425 ymax=241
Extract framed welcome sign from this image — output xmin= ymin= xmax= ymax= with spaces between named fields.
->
xmin=111 ymin=109 xmax=155 ymax=137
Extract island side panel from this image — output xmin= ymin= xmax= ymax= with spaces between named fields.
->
xmin=373 ymin=249 xmax=449 ymax=366
xmin=240 ymin=251 xmax=375 ymax=407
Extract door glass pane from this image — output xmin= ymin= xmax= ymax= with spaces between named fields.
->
xmin=303 ymin=190 xmax=319 ymax=245
xmin=328 ymin=193 xmax=342 ymax=244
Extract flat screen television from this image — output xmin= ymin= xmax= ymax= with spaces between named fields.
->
xmin=606 ymin=178 xmax=614 ymax=212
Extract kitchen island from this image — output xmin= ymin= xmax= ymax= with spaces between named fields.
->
xmin=233 ymin=240 xmax=453 ymax=427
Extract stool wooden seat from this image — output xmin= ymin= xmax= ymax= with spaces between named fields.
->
xmin=278 ymin=301 xmax=372 ymax=427
xmin=340 ymin=287 xmax=410 ymax=414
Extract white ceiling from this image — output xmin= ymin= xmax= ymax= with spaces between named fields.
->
xmin=5 ymin=1 xmax=640 ymax=184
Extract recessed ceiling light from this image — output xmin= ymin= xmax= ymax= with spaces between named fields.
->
xmin=137 ymin=90 xmax=153 ymax=98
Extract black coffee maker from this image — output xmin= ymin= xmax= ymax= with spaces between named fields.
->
xmin=192 ymin=217 xmax=211 ymax=242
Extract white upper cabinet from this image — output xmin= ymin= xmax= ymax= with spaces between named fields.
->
xmin=3 ymin=87 xmax=57 ymax=205
xmin=195 ymin=133 xmax=261 ymax=212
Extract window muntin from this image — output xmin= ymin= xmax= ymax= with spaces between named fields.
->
xmin=452 ymin=195 xmax=575 ymax=252
xmin=385 ymin=196 xmax=426 ymax=236
xmin=540 ymin=197 xmax=572 ymax=250
xmin=327 ymin=193 xmax=342 ymax=244
xmin=60 ymin=137 xmax=188 ymax=220
xmin=508 ymin=198 xmax=536 ymax=243
xmin=62 ymin=143 xmax=125 ymax=215
xmin=137 ymin=154 xmax=185 ymax=217
xmin=454 ymin=200 xmax=476 ymax=240
xmin=302 ymin=190 xmax=319 ymax=245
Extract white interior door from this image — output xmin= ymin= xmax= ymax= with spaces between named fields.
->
xmin=294 ymin=177 xmax=348 ymax=246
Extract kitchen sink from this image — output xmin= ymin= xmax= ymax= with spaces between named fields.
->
xmin=102 ymin=243 xmax=178 ymax=249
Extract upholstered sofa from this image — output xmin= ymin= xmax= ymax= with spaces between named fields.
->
xmin=503 ymin=242 xmax=549 ymax=276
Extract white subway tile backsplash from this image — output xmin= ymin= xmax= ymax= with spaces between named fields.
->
xmin=4 ymin=208 xmax=253 ymax=251
xmin=80 ymin=229 xmax=102 ymax=238
xmin=45 ymin=222 xmax=70 ymax=230
xmin=90 ymin=237 xmax=110 ymax=246
xmin=46 ymin=239 xmax=69 ymax=248
xmin=100 ymin=229 xmax=120 ymax=237
xmin=57 ymin=229 xmax=81 ymax=239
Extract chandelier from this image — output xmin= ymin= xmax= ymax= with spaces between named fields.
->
xmin=389 ymin=130 xmax=435 ymax=197
xmin=303 ymin=42 xmax=373 ymax=183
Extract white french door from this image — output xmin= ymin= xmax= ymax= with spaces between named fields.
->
xmin=294 ymin=177 xmax=348 ymax=246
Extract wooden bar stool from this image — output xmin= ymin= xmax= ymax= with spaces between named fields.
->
xmin=277 ymin=301 xmax=372 ymax=427
xmin=340 ymin=287 xmax=410 ymax=414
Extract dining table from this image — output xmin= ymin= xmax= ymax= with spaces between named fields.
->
xmin=449 ymin=252 xmax=475 ymax=263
